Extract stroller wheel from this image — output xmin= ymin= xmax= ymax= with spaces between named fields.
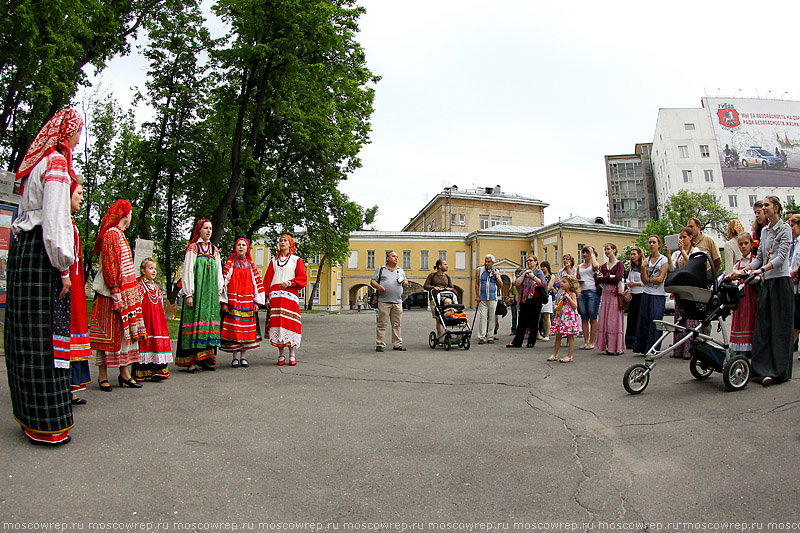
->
xmin=623 ymin=364 xmax=650 ymax=395
xmin=462 ymin=335 xmax=471 ymax=351
xmin=429 ymin=332 xmax=438 ymax=349
xmin=723 ymin=355 xmax=750 ymax=391
xmin=689 ymin=355 xmax=714 ymax=380
xmin=444 ymin=336 xmax=452 ymax=351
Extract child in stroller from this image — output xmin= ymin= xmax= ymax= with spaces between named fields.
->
xmin=623 ymin=251 xmax=755 ymax=394
xmin=428 ymin=289 xmax=472 ymax=351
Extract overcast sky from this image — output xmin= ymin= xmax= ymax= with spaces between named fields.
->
xmin=88 ymin=0 xmax=800 ymax=231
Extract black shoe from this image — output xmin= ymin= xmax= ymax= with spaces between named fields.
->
xmin=118 ymin=375 xmax=143 ymax=388
xmin=376 ymin=346 xmax=384 ymax=352
xmin=98 ymin=379 xmax=112 ymax=392
xmin=200 ymin=363 xmax=216 ymax=371
xmin=393 ymin=346 xmax=407 ymax=351
xmin=71 ymin=396 xmax=87 ymax=405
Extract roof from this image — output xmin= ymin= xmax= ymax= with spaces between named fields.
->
xmin=536 ymin=216 xmax=639 ymax=235
xmin=476 ymin=224 xmax=542 ymax=235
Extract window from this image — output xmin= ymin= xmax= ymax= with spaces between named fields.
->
xmin=420 ymin=250 xmax=429 ymax=270
xmin=749 ymin=195 xmax=758 ymax=207
xmin=254 ymin=247 xmax=265 ymax=267
xmin=308 ymin=253 xmax=320 ymax=265
xmin=543 ymin=247 xmax=548 ymax=263
xmin=700 ymin=145 xmax=710 ymax=157
xmin=480 ymin=215 xmax=489 ymax=229
xmin=312 ymin=283 xmax=320 ymax=303
xmin=553 ymin=245 xmax=558 ymax=265
xmin=577 ymin=244 xmax=585 ymax=258
xmin=728 ymin=195 xmax=738 ymax=208
xmin=367 ymin=250 xmax=375 ymax=270
xmin=684 ymin=123 xmax=695 ymax=130
xmin=502 ymin=216 xmax=512 ymax=225
xmin=402 ymin=250 xmax=411 ymax=270
xmin=704 ymin=170 xmax=714 ymax=182
xmin=490 ymin=215 xmax=501 ymax=227
xmin=450 ymin=213 xmax=465 ymax=226
xmin=519 ymin=250 xmax=527 ymax=265
xmin=682 ymin=170 xmax=692 ymax=183
xmin=455 ymin=251 xmax=466 ymax=270
xmin=347 ymin=250 xmax=358 ymax=269
xmin=679 ymin=145 xmax=689 ymax=158
xmin=788 ymin=195 xmax=795 ymax=206
xmin=438 ymin=250 xmax=446 ymax=262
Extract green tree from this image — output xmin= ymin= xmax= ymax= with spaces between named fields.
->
xmin=662 ymin=190 xmax=734 ymax=237
xmin=204 ymin=0 xmax=379 ymax=244
xmin=0 ymin=0 xmax=159 ymax=170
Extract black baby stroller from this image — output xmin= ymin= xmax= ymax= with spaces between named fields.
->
xmin=623 ymin=251 xmax=755 ymax=394
xmin=428 ymin=289 xmax=472 ymax=351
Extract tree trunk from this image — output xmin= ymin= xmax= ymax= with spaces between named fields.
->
xmin=306 ymin=256 xmax=326 ymax=310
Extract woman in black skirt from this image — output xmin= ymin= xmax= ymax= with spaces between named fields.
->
xmin=736 ymin=195 xmax=794 ymax=386
xmin=4 ymin=109 xmax=83 ymax=445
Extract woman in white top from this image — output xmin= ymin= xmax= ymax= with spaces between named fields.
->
xmin=624 ymin=247 xmax=645 ymax=347
xmin=667 ymin=228 xmax=701 ymax=359
xmin=632 ymin=235 xmax=669 ymax=355
xmin=576 ymin=246 xmax=600 ymax=349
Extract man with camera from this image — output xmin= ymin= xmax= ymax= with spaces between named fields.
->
xmin=474 ymin=254 xmax=504 ymax=344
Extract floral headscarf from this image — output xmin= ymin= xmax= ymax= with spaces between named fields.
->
xmin=280 ymin=234 xmax=296 ymax=255
xmin=222 ymin=238 xmax=265 ymax=295
xmin=16 ymin=108 xmax=83 ymax=182
xmin=186 ymin=219 xmax=211 ymax=252
xmin=94 ymin=200 xmax=132 ymax=255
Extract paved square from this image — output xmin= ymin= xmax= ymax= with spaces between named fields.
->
xmin=1 ymin=309 xmax=798 ymax=529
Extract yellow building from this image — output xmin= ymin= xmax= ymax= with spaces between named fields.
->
xmin=252 ymin=216 xmax=640 ymax=311
xmin=402 ymin=185 xmax=547 ymax=232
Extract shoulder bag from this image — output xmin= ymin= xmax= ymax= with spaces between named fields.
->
xmin=369 ymin=266 xmax=384 ymax=307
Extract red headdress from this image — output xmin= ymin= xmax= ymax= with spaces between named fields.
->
xmin=186 ymin=219 xmax=211 ymax=252
xmin=222 ymin=237 xmax=265 ymax=295
xmin=16 ymin=108 xmax=83 ymax=183
xmin=93 ymin=200 xmax=132 ymax=255
xmin=280 ymin=234 xmax=296 ymax=255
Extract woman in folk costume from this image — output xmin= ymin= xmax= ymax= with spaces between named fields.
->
xmin=132 ymin=258 xmax=173 ymax=381
xmin=220 ymin=238 xmax=266 ymax=368
xmin=69 ymin=181 xmax=92 ymax=405
xmin=176 ymin=219 xmax=224 ymax=372
xmin=89 ymin=200 xmax=148 ymax=391
xmin=265 ymin=234 xmax=307 ymax=366
xmin=5 ymin=108 xmax=82 ymax=445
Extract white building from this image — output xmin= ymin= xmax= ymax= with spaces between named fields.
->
xmin=651 ymin=98 xmax=800 ymax=237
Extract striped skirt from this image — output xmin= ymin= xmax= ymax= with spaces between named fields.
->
xmin=4 ymin=228 xmax=73 ymax=438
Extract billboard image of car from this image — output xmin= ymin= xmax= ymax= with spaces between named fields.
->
xmin=703 ymin=97 xmax=800 ymax=187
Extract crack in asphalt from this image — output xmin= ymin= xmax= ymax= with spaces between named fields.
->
xmin=275 ymin=368 xmax=529 ymax=388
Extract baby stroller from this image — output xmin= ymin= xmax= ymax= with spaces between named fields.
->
xmin=623 ymin=252 xmax=755 ymax=394
xmin=428 ymin=289 xmax=472 ymax=350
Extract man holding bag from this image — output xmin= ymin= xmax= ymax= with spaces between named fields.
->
xmin=371 ymin=251 xmax=408 ymax=352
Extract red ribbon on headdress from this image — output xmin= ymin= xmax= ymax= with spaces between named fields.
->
xmin=94 ymin=200 xmax=132 ymax=255
xmin=16 ymin=108 xmax=83 ymax=183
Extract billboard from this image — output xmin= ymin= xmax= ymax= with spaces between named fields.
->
xmin=703 ymin=97 xmax=800 ymax=188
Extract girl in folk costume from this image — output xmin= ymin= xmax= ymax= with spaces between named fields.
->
xmin=89 ymin=200 xmax=148 ymax=390
xmin=547 ymin=274 xmax=581 ymax=363
xmin=727 ymin=233 xmax=759 ymax=355
xmin=5 ymin=108 xmax=82 ymax=445
xmin=265 ymin=234 xmax=307 ymax=366
xmin=176 ymin=219 xmax=224 ymax=372
xmin=69 ymin=181 xmax=91 ymax=405
xmin=220 ymin=238 xmax=266 ymax=368
xmin=132 ymin=258 xmax=173 ymax=381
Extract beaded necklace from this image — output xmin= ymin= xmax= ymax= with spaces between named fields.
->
xmin=197 ymin=241 xmax=214 ymax=257
xmin=142 ymin=278 xmax=161 ymax=306
xmin=276 ymin=252 xmax=291 ymax=268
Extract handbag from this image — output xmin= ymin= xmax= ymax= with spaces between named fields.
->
xmin=495 ymin=299 xmax=508 ymax=316
xmin=369 ymin=266 xmax=384 ymax=307
xmin=616 ymin=282 xmax=632 ymax=310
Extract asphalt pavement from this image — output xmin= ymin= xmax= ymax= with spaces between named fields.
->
xmin=1 ymin=308 xmax=799 ymax=531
